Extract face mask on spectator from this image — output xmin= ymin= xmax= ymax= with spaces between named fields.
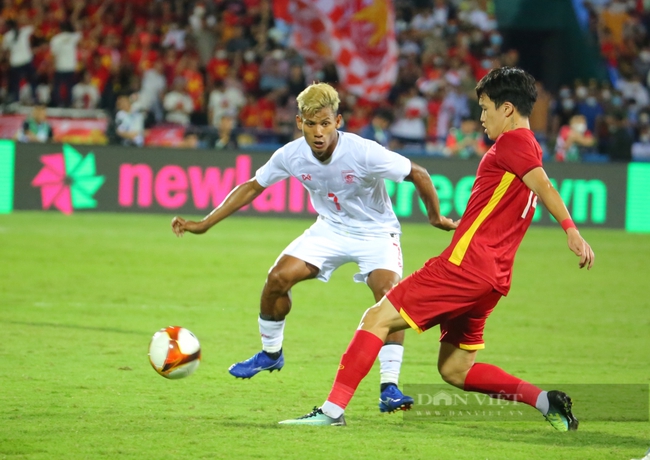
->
xmin=244 ymin=51 xmax=256 ymax=62
xmin=490 ymin=34 xmax=502 ymax=46
xmin=640 ymin=113 xmax=650 ymax=125
xmin=272 ymin=50 xmax=285 ymax=60
xmin=433 ymin=27 xmax=444 ymax=38
xmin=562 ymin=98 xmax=575 ymax=110
xmin=447 ymin=25 xmax=458 ymax=34
xmin=482 ymin=59 xmax=492 ymax=69
xmin=575 ymin=86 xmax=588 ymax=99
xmin=216 ymin=50 xmax=227 ymax=59
xmin=586 ymin=96 xmax=598 ymax=107
xmin=640 ymin=51 xmax=650 ymax=63
xmin=612 ymin=95 xmax=623 ymax=107
xmin=640 ymin=133 xmax=650 ymax=143
xmin=559 ymin=88 xmax=571 ymax=98
xmin=601 ymin=89 xmax=611 ymax=100
xmin=572 ymin=122 xmax=587 ymax=134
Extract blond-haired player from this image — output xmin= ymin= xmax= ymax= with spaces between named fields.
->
xmin=172 ymin=83 xmax=457 ymax=412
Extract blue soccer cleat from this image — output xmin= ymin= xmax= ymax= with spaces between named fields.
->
xmin=544 ymin=390 xmax=579 ymax=431
xmin=379 ymin=384 xmax=414 ymax=413
xmin=228 ymin=350 xmax=284 ymax=379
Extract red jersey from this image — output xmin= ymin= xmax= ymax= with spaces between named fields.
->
xmin=440 ymin=129 xmax=543 ymax=295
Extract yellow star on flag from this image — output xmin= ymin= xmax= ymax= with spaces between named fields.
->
xmin=352 ymin=0 xmax=389 ymax=47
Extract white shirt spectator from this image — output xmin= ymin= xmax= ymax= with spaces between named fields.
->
xmin=162 ymin=27 xmax=187 ymax=51
xmin=72 ymin=81 xmax=100 ymax=109
xmin=50 ymin=31 xmax=82 ymax=72
xmin=139 ymin=67 xmax=167 ymax=111
xmin=115 ymin=110 xmax=144 ymax=146
xmin=163 ymin=90 xmax=194 ymax=125
xmin=391 ymin=96 xmax=428 ymax=141
xmin=2 ymin=25 xmax=34 ymax=67
xmin=208 ymin=86 xmax=246 ymax=126
xmin=619 ymin=78 xmax=650 ymax=107
xmin=411 ymin=12 xmax=436 ymax=31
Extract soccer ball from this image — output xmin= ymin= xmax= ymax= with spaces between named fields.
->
xmin=148 ymin=326 xmax=201 ymax=379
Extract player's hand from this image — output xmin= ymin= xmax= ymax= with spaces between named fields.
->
xmin=171 ymin=216 xmax=205 ymax=237
xmin=566 ymin=228 xmax=595 ymax=269
xmin=431 ymin=216 xmax=459 ymax=231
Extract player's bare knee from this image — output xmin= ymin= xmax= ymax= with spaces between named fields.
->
xmin=265 ymin=269 xmax=294 ymax=295
xmin=438 ymin=364 xmax=466 ymax=389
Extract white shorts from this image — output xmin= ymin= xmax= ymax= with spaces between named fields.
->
xmin=278 ymin=218 xmax=403 ymax=284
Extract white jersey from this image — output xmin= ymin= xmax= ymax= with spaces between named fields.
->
xmin=255 ymin=132 xmax=411 ymax=235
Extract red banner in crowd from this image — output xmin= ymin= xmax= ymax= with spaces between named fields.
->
xmin=286 ymin=0 xmax=398 ymax=102
xmin=143 ymin=126 xmax=186 ymax=147
xmin=0 ymin=116 xmax=108 ymax=144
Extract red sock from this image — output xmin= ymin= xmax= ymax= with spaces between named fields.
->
xmin=463 ymin=363 xmax=542 ymax=407
xmin=326 ymin=330 xmax=384 ymax=409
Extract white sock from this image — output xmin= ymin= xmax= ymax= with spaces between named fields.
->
xmin=536 ymin=391 xmax=549 ymax=415
xmin=258 ymin=317 xmax=285 ymax=353
xmin=378 ymin=343 xmax=404 ymax=386
xmin=321 ymin=400 xmax=344 ymax=419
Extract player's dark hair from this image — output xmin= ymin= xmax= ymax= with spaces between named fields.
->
xmin=475 ymin=67 xmax=537 ymax=117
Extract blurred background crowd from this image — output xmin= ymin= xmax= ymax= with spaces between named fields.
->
xmin=1 ymin=0 xmax=650 ymax=162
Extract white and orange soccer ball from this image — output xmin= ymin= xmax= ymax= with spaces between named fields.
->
xmin=148 ymin=326 xmax=201 ymax=379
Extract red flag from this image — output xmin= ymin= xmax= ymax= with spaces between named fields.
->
xmin=288 ymin=0 xmax=398 ymax=102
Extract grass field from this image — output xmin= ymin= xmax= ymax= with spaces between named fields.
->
xmin=1 ymin=212 xmax=649 ymax=460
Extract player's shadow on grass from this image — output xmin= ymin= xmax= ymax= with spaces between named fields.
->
xmin=1 ymin=319 xmax=145 ymax=336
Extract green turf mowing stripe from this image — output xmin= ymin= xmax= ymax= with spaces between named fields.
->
xmin=0 ymin=140 xmax=15 ymax=213
xmin=626 ymin=163 xmax=650 ymax=232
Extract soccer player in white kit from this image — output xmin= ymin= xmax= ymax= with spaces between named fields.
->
xmin=171 ymin=83 xmax=457 ymax=412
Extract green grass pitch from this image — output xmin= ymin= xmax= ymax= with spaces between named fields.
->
xmin=1 ymin=212 xmax=649 ymax=460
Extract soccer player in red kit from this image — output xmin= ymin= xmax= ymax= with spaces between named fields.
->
xmin=280 ymin=67 xmax=595 ymax=430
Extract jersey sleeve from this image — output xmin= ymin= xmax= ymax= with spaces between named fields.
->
xmin=254 ymin=147 xmax=291 ymax=187
xmin=494 ymin=131 xmax=542 ymax=179
xmin=364 ymin=142 xmax=412 ymax=183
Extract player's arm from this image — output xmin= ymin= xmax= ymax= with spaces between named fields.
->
xmin=171 ymin=178 xmax=266 ymax=237
xmin=522 ymin=167 xmax=595 ymax=269
xmin=404 ymin=161 xmax=458 ymax=231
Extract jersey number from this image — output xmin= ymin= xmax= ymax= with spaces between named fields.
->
xmin=327 ymin=193 xmax=341 ymax=211
xmin=521 ymin=190 xmax=538 ymax=219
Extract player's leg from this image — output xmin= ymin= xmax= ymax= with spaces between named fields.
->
xmin=228 ymin=255 xmax=318 ymax=379
xmin=438 ymin=303 xmax=579 ymax=432
xmin=366 ymin=269 xmax=412 ymax=413
xmin=280 ymin=297 xmax=410 ymax=425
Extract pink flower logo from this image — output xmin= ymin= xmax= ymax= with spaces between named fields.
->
xmin=31 ymin=144 xmax=105 ymax=214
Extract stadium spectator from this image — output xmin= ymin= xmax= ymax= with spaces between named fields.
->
xmin=15 ymin=105 xmax=52 ymax=143
xmin=138 ymin=61 xmax=167 ymax=123
xmin=163 ymin=77 xmax=194 ymax=126
xmin=555 ymin=114 xmax=597 ymax=162
xmin=259 ymin=47 xmax=289 ymax=92
xmin=444 ymin=116 xmax=487 ymax=159
xmin=207 ymin=79 xmax=246 ymax=129
xmin=115 ymin=95 xmax=144 ymax=147
xmin=603 ymin=112 xmax=633 ymax=162
xmin=3 ymin=14 xmax=36 ymax=104
xmin=72 ymin=71 xmax=100 ymax=109
xmin=391 ymin=85 xmax=428 ymax=148
xmin=359 ymin=108 xmax=395 ymax=148
xmin=213 ymin=113 xmax=239 ymax=150
xmin=50 ymin=13 xmax=82 ymax=107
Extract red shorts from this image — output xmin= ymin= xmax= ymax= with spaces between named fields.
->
xmin=386 ymin=257 xmax=502 ymax=350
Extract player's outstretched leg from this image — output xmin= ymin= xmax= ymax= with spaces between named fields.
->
xmin=544 ymin=390 xmax=579 ymax=431
xmin=279 ymin=407 xmax=346 ymax=426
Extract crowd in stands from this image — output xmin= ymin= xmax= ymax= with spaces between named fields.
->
xmin=2 ymin=0 xmax=650 ymax=162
